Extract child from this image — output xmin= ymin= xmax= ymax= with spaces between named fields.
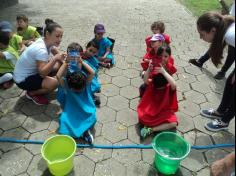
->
xmin=137 ymin=64 xmax=178 ymax=138
xmin=82 ymin=40 xmax=101 ymax=106
xmin=0 ymin=32 xmax=19 ymax=89
xmin=140 ymin=45 xmax=177 ymax=98
xmin=93 ymin=24 xmax=115 ymax=68
xmin=57 ymin=42 xmax=96 ymax=144
xmin=16 ymin=14 xmax=41 ymax=46
xmin=145 ymin=21 xmax=171 ymax=53
xmin=0 ymin=21 xmax=25 ymax=55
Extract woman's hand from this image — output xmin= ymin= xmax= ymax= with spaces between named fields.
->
xmin=153 ymin=65 xmax=167 ymax=75
xmin=55 ymin=53 xmax=66 ymax=63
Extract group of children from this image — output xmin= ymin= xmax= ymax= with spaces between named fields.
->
xmin=0 ymin=14 xmax=179 ymax=143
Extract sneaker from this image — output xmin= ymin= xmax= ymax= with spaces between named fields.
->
xmin=189 ymin=59 xmax=203 ymax=68
xmin=140 ymin=127 xmax=153 ymax=138
xmin=26 ymin=92 xmax=49 ymax=106
xmin=214 ymin=71 xmax=226 ymax=80
xmin=2 ymin=81 xmax=14 ymax=89
xmin=93 ymin=95 xmax=101 ymax=107
xmin=83 ymin=130 xmax=94 ymax=144
xmin=205 ymin=119 xmax=229 ymax=132
xmin=200 ymin=109 xmax=223 ymax=119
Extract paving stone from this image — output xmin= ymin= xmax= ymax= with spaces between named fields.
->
xmin=107 ymin=96 xmax=129 ymax=111
xmin=205 ymin=92 xmax=222 ymax=104
xmin=197 ymin=74 xmax=215 ymax=83
xmin=0 ymin=97 xmax=24 ymax=114
xmin=212 ymin=131 xmax=235 ymax=146
xmin=191 ymin=82 xmax=211 ymax=94
xmin=99 ymin=74 xmax=112 ymax=85
xmin=0 ymin=85 xmax=23 ymax=99
xmin=17 ymin=173 xmax=30 ymax=176
xmin=181 ymin=150 xmax=208 ymax=172
xmin=142 ymin=149 xmax=155 ymax=165
xmin=94 ymin=158 xmax=127 ymax=176
xmin=210 ymin=82 xmax=225 ymax=95
xmin=131 ymin=77 xmax=143 ymax=88
xmin=177 ymin=112 xmax=195 ymax=133
xmin=45 ymin=102 xmax=61 ymax=119
xmin=105 ymin=67 xmax=123 ymax=77
xmin=27 ymin=155 xmax=48 ymax=176
xmin=184 ymin=131 xmax=196 ymax=146
xmin=177 ymin=91 xmax=185 ymax=102
xmin=100 ymin=94 xmax=108 ymax=107
xmin=193 ymin=116 xmax=215 ymax=136
xmin=130 ymin=98 xmax=139 ymax=111
xmin=0 ymin=148 xmax=33 ymax=176
xmin=185 ymin=66 xmax=203 ymax=76
xmin=21 ymin=102 xmax=47 ymax=116
xmin=70 ymin=155 xmax=95 ymax=176
xmin=103 ymin=122 xmax=127 ymax=143
xmin=176 ymin=167 xmax=194 ymax=176
xmin=197 ymin=168 xmax=210 ymax=176
xmin=127 ymin=161 xmax=157 ymax=176
xmin=25 ymin=130 xmax=53 ymax=155
xmin=123 ymin=69 xmax=140 ymax=79
xmin=117 ymin=109 xmax=138 ymax=127
xmin=0 ymin=128 xmax=30 ymax=152
xmin=178 ymin=73 xmax=197 ymax=84
xmin=102 ymin=84 xmax=120 ymax=97
xmin=195 ymin=132 xmax=214 ymax=151
xmin=97 ymin=106 xmax=116 ymax=124
xmin=112 ymin=140 xmax=142 ymax=166
xmin=93 ymin=122 xmax=103 ymax=138
xmin=205 ymin=149 xmax=229 ymax=165
xmin=116 ymin=59 xmax=130 ymax=70
xmin=200 ymin=102 xmax=219 ymax=111
xmin=22 ymin=114 xmax=51 ymax=133
xmin=128 ymin=125 xmax=141 ymax=144
xmin=179 ymin=101 xmax=200 ymax=117
xmin=120 ymin=86 xmax=139 ymax=100
xmin=83 ymin=137 xmax=112 ymax=163
xmin=0 ymin=112 xmax=27 ymax=131
xmin=176 ymin=80 xmax=191 ymax=93
xmin=184 ymin=90 xmax=207 ymax=105
xmin=112 ymin=76 xmax=130 ymax=88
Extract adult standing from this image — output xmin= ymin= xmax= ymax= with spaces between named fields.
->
xmin=189 ymin=1 xmax=235 ymax=80
xmin=14 ymin=21 xmax=65 ymax=105
xmin=195 ymin=12 xmax=235 ymax=132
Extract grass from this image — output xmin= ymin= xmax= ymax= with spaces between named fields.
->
xmin=178 ymin=0 xmax=234 ymax=17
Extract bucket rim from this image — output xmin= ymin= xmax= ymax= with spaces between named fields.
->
xmin=152 ymin=132 xmax=191 ymax=161
xmin=41 ymin=135 xmax=77 ymax=165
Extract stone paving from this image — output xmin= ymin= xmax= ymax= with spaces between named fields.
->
xmin=0 ymin=0 xmax=235 ymax=175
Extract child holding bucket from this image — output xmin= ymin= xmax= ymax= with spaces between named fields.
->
xmin=57 ymin=42 xmax=96 ymax=144
xmin=81 ymin=40 xmax=101 ymax=106
xmin=137 ymin=60 xmax=178 ymax=138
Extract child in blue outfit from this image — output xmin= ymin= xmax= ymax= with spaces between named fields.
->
xmin=93 ymin=24 xmax=115 ymax=68
xmin=82 ymin=40 xmax=101 ymax=106
xmin=57 ymin=42 xmax=96 ymax=144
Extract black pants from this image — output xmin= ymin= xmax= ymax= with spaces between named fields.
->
xmin=199 ymin=46 xmax=235 ymax=73
xmin=217 ymin=70 xmax=235 ymax=124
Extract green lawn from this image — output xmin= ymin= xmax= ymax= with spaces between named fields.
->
xmin=178 ymin=0 xmax=234 ymax=17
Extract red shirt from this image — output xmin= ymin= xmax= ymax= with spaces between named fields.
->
xmin=145 ymin=34 xmax=171 ymax=52
xmin=137 ymin=84 xmax=178 ymax=127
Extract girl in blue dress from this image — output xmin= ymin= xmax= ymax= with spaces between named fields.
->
xmin=56 ymin=42 xmax=96 ymax=144
xmin=82 ymin=40 xmax=101 ymax=106
xmin=93 ymin=24 xmax=115 ymax=68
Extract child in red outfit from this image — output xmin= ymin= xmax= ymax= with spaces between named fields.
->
xmin=137 ymin=64 xmax=178 ymax=139
xmin=145 ymin=21 xmax=171 ymax=53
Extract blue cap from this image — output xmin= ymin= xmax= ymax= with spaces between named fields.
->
xmin=0 ymin=21 xmax=12 ymax=32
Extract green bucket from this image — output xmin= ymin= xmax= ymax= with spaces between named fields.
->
xmin=41 ymin=135 xmax=77 ymax=176
xmin=152 ymin=132 xmax=191 ymax=175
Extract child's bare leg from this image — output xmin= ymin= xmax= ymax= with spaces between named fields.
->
xmin=152 ymin=122 xmax=178 ymax=132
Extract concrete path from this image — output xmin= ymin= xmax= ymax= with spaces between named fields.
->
xmin=0 ymin=0 xmax=235 ymax=175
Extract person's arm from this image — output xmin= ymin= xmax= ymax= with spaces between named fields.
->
xmin=102 ymin=47 xmax=111 ymax=59
xmin=80 ymin=58 xmax=95 ymax=83
xmin=153 ymin=66 xmax=177 ymax=90
xmin=0 ymin=52 xmax=6 ymax=59
xmin=210 ymin=152 xmax=235 ymax=176
xmin=37 ymin=53 xmax=65 ymax=77
xmin=143 ymin=63 xmax=153 ymax=84
xmin=56 ymin=61 xmax=68 ymax=86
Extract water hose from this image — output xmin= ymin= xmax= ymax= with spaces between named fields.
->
xmin=0 ymin=138 xmax=235 ymax=150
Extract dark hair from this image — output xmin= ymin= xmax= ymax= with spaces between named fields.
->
xmin=197 ymin=12 xmax=235 ymax=66
xmin=67 ymin=42 xmax=83 ymax=53
xmin=86 ymin=40 xmax=99 ymax=50
xmin=157 ymin=44 xmax=172 ymax=56
xmin=152 ymin=74 xmax=168 ymax=89
xmin=151 ymin=21 xmax=165 ymax=33
xmin=0 ymin=32 xmax=10 ymax=46
xmin=66 ymin=71 xmax=87 ymax=91
xmin=43 ymin=19 xmax=62 ymax=37
xmin=16 ymin=14 xmax=28 ymax=22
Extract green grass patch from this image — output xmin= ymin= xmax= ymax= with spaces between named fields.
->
xmin=178 ymin=0 xmax=234 ymax=17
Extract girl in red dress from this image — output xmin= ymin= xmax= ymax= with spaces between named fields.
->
xmin=137 ymin=62 xmax=178 ymax=138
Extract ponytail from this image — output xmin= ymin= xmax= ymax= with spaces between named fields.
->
xmin=197 ymin=12 xmax=235 ymax=66
xmin=43 ymin=19 xmax=62 ymax=37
